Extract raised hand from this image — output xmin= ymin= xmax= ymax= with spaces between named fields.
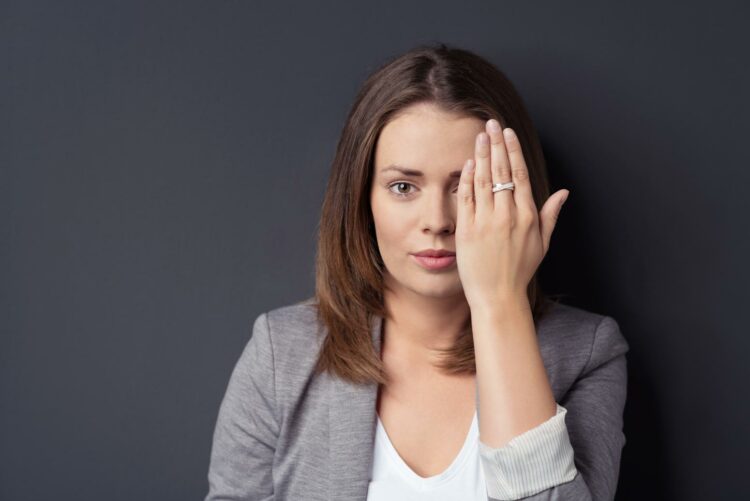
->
xmin=455 ymin=119 xmax=570 ymax=311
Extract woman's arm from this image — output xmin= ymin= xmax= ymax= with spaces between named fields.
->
xmin=205 ymin=312 xmax=278 ymax=501
xmin=473 ymin=300 xmax=559 ymax=449
xmin=476 ymin=314 xmax=629 ymax=500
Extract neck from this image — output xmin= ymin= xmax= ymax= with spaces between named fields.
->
xmin=380 ymin=277 xmax=471 ymax=367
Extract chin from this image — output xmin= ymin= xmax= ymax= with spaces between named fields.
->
xmin=384 ymin=263 xmax=461 ymax=298
xmin=408 ymin=273 xmax=463 ymax=298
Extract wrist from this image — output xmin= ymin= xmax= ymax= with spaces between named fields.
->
xmin=469 ymin=293 xmax=531 ymax=319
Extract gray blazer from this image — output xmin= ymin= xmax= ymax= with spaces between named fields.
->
xmin=205 ymin=297 xmax=629 ymax=501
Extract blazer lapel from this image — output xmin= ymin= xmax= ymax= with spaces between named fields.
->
xmin=327 ymin=313 xmax=383 ymax=501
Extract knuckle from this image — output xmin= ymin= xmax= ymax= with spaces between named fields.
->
xmin=518 ymin=210 xmax=535 ymax=227
xmin=511 ymin=167 xmax=529 ymax=182
xmin=493 ymin=212 xmax=513 ymax=230
xmin=499 ymin=166 xmax=512 ymax=179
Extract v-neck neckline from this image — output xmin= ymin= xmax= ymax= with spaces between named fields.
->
xmin=374 ymin=410 xmax=478 ymax=488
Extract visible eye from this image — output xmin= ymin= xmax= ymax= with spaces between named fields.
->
xmin=386 ymin=182 xmax=460 ymax=199
xmin=387 ymin=181 xmax=416 ymax=198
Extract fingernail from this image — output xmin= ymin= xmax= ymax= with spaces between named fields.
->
xmin=503 ymin=128 xmax=516 ymax=141
xmin=488 ymin=119 xmax=501 ymax=132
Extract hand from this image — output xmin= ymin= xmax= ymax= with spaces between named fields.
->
xmin=455 ymin=119 xmax=569 ymax=311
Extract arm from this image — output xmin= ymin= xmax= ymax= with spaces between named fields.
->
xmin=205 ymin=312 xmax=278 ymax=501
xmin=480 ymin=306 xmax=628 ymax=501
xmin=477 ymin=314 xmax=629 ymax=500
xmin=478 ymin=402 xmax=577 ymax=499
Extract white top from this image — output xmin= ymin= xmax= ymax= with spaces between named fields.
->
xmin=366 ymin=410 xmax=487 ymax=500
xmin=366 ymin=403 xmax=578 ymax=500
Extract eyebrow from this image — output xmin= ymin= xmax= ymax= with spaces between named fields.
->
xmin=380 ymin=165 xmax=463 ymax=179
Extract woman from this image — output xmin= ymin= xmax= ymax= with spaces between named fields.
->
xmin=205 ymin=44 xmax=629 ymax=501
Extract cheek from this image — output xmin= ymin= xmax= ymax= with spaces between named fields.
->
xmin=371 ymin=197 xmax=412 ymax=249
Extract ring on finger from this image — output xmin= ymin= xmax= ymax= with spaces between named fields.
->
xmin=491 ymin=182 xmax=515 ymax=193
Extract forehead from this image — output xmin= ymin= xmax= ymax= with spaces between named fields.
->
xmin=374 ymin=103 xmax=485 ymax=173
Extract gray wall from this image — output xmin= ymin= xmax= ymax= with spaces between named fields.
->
xmin=2 ymin=1 xmax=748 ymax=499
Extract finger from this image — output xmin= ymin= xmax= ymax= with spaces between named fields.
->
xmin=473 ymin=131 xmax=493 ymax=218
xmin=539 ymin=190 xmax=569 ymax=255
xmin=503 ymin=127 xmax=536 ymax=216
xmin=486 ymin=119 xmax=514 ymax=215
xmin=457 ymin=158 xmax=475 ymax=230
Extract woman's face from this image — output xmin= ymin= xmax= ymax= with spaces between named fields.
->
xmin=370 ymin=102 xmax=485 ymax=300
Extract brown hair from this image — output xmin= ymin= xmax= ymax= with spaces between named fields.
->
xmin=312 ymin=43 xmax=560 ymax=386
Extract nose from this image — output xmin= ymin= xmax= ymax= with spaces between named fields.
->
xmin=421 ymin=189 xmax=455 ymax=235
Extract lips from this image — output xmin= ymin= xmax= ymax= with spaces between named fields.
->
xmin=412 ymin=250 xmax=456 ymax=257
xmin=411 ymin=254 xmax=457 ymax=271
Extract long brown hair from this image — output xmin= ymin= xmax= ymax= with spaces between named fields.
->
xmin=312 ymin=43 xmax=559 ymax=386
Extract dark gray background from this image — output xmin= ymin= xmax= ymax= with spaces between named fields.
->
xmin=2 ymin=1 xmax=748 ymax=499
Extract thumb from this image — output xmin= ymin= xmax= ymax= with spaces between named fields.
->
xmin=539 ymin=190 xmax=569 ymax=255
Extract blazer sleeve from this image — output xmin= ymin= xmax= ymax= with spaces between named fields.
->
xmin=205 ymin=312 xmax=278 ymax=501
xmin=480 ymin=315 xmax=629 ymax=501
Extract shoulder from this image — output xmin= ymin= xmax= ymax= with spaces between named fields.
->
xmin=535 ymin=301 xmax=630 ymax=392
xmin=538 ymin=301 xmax=629 ymax=355
xmin=264 ymin=296 xmax=321 ymax=340
xmin=255 ymin=296 xmax=326 ymax=379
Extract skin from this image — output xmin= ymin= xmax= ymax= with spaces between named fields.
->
xmin=370 ymin=101 xmax=571 ymax=450
xmin=371 ymin=102 xmax=480 ymax=365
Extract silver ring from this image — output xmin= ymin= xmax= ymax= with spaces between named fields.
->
xmin=492 ymin=182 xmax=515 ymax=193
